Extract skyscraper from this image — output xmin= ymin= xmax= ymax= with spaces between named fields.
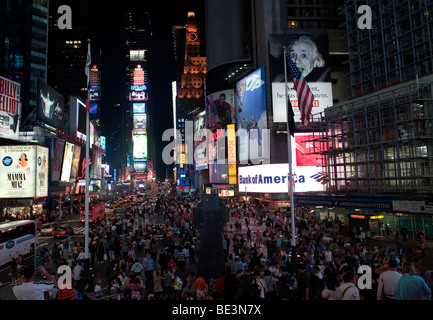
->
xmin=172 ymin=12 xmax=207 ymax=188
xmin=0 ymin=0 xmax=50 ymax=131
xmin=124 ymin=10 xmax=153 ymax=182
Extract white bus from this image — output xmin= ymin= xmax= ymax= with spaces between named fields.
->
xmin=0 ymin=220 xmax=37 ymax=268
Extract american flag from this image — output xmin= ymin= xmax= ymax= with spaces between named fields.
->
xmin=287 ymin=55 xmax=315 ymax=127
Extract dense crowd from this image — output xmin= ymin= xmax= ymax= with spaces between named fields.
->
xmin=9 ymin=185 xmax=433 ymax=300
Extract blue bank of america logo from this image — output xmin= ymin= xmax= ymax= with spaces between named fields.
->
xmin=310 ymin=172 xmax=329 ymax=185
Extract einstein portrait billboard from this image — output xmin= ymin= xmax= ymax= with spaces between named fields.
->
xmin=269 ymin=32 xmax=333 ymax=123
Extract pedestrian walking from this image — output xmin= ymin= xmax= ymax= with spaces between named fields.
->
xmin=394 ymin=262 xmax=431 ymax=300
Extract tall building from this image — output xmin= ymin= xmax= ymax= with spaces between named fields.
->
xmin=309 ymin=0 xmax=433 ymax=239
xmin=124 ymin=10 xmax=153 ymax=184
xmin=203 ymin=0 xmax=348 ymax=198
xmin=173 ymin=12 xmax=207 ymax=189
xmin=0 ymin=0 xmax=49 ymax=131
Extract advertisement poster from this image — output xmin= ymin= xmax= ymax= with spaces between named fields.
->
xmin=205 ymin=89 xmax=236 ymax=128
xmin=0 ymin=75 xmax=20 ymax=140
xmin=133 ymin=134 xmax=147 ymax=159
xmin=269 ymin=33 xmax=332 ymax=123
xmin=0 ymin=145 xmax=48 ymax=198
xmin=208 ymin=128 xmax=228 ymax=184
xmin=52 ymin=139 xmax=65 ymax=182
xmin=37 ymin=78 xmax=64 ymax=129
xmin=238 ymin=133 xmax=326 ymax=193
xmin=70 ymin=145 xmax=82 ymax=180
xmin=194 ymin=111 xmax=208 ymax=170
xmin=236 ymin=67 xmax=269 ymax=163
xmin=60 ymin=142 xmax=75 ymax=182
xmin=36 ymin=146 xmax=49 ymax=197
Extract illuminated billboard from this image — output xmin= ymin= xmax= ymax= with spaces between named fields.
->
xmin=269 ymin=33 xmax=332 ymax=123
xmin=130 ymin=50 xmax=147 ymax=62
xmin=60 ymin=142 xmax=75 ymax=182
xmin=133 ymin=114 xmax=147 ymax=130
xmin=133 ymin=134 xmax=147 ymax=159
xmin=205 ymin=89 xmax=236 ymax=128
xmin=133 ymin=103 xmax=145 ymax=113
xmin=129 ymin=90 xmax=148 ymax=101
xmin=238 ymin=133 xmax=326 ymax=193
xmin=70 ymin=145 xmax=81 ymax=180
xmin=208 ymin=128 xmax=228 ymax=184
xmin=75 ymin=98 xmax=87 ymax=141
xmin=0 ymin=145 xmax=49 ymax=198
xmin=194 ymin=111 xmax=208 ymax=170
xmin=0 ymin=76 xmax=20 ymax=140
xmin=236 ymin=67 xmax=269 ymax=163
xmin=36 ymin=78 xmax=63 ymax=130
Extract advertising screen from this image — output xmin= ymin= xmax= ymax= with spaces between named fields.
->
xmin=208 ymin=128 xmax=228 ymax=184
xmin=269 ymin=33 xmax=332 ymax=123
xmin=236 ymin=67 xmax=269 ymax=163
xmin=133 ymin=114 xmax=147 ymax=130
xmin=52 ymin=139 xmax=65 ymax=182
xmin=60 ymin=142 xmax=75 ymax=182
xmin=129 ymin=90 xmax=148 ymax=101
xmin=194 ymin=111 xmax=208 ymax=170
xmin=238 ymin=133 xmax=326 ymax=193
xmin=133 ymin=134 xmax=147 ymax=159
xmin=133 ymin=103 xmax=146 ymax=113
xmin=37 ymin=78 xmax=64 ymax=129
xmin=130 ymin=50 xmax=147 ymax=61
xmin=70 ymin=145 xmax=81 ymax=180
xmin=91 ymin=153 xmax=102 ymax=180
xmin=36 ymin=146 xmax=49 ymax=197
xmin=205 ymin=89 xmax=236 ymax=128
xmin=0 ymin=76 xmax=20 ymax=141
xmin=0 ymin=145 xmax=49 ymax=198
xmin=76 ymin=98 xmax=87 ymax=141
xmin=133 ymin=159 xmax=147 ymax=172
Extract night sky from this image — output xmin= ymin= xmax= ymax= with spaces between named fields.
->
xmin=94 ymin=0 xmax=205 ymax=178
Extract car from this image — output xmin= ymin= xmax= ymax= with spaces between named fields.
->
xmin=40 ymin=223 xmax=57 ymax=236
xmin=52 ymin=224 xmax=74 ymax=238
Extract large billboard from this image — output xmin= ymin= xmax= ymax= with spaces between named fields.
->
xmin=194 ymin=111 xmax=208 ymax=170
xmin=238 ymin=132 xmax=326 ymax=193
xmin=70 ymin=145 xmax=81 ymax=180
xmin=205 ymin=89 xmax=236 ymax=128
xmin=0 ymin=75 xmax=20 ymax=140
xmin=269 ymin=33 xmax=332 ymax=123
xmin=75 ymin=98 xmax=87 ymax=141
xmin=236 ymin=67 xmax=269 ymax=163
xmin=208 ymin=128 xmax=228 ymax=184
xmin=0 ymin=145 xmax=49 ymax=198
xmin=60 ymin=142 xmax=75 ymax=182
xmin=133 ymin=134 xmax=147 ymax=159
xmin=37 ymin=78 xmax=64 ymax=129
xmin=51 ymin=139 xmax=65 ymax=182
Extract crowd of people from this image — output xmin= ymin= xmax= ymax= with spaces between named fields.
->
xmin=8 ymin=183 xmax=433 ymax=301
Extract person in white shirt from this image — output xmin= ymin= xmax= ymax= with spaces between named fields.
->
xmin=12 ymin=265 xmax=56 ymax=300
xmin=377 ymin=259 xmax=402 ymax=300
xmin=337 ymin=271 xmax=360 ymax=300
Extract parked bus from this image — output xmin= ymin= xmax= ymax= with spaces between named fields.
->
xmin=80 ymin=202 xmax=106 ymax=223
xmin=0 ymin=220 xmax=37 ymax=268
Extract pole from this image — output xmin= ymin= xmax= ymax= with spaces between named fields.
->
xmin=284 ymin=48 xmax=297 ymax=259
xmin=85 ymin=105 xmax=90 ymax=259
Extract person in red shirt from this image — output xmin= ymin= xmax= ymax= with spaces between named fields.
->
xmin=195 ymin=273 xmax=208 ymax=300
xmin=215 ymin=271 xmax=226 ymax=300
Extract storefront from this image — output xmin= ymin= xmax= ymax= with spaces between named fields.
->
xmin=296 ymin=194 xmax=433 ymax=240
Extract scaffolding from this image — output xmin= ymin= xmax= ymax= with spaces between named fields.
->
xmin=344 ymin=0 xmax=433 ymax=98
xmin=311 ymin=75 xmax=433 ymax=195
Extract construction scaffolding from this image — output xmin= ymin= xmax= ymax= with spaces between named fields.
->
xmin=311 ymin=75 xmax=433 ymax=195
xmin=343 ymin=0 xmax=433 ymax=98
